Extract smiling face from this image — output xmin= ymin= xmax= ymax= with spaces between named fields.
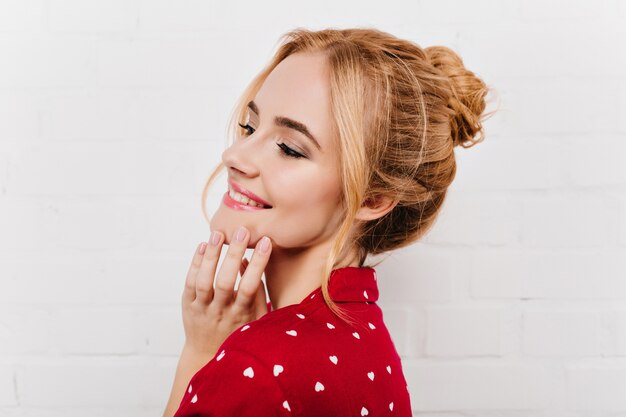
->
xmin=210 ymin=51 xmax=347 ymax=251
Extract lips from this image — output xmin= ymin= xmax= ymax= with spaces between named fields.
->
xmin=228 ymin=178 xmax=273 ymax=208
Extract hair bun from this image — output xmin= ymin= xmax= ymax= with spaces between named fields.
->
xmin=425 ymin=46 xmax=491 ymax=148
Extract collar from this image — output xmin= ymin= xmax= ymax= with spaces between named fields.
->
xmin=328 ymin=266 xmax=379 ymax=303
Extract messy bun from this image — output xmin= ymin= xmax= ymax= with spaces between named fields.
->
xmin=425 ymin=46 xmax=489 ymax=148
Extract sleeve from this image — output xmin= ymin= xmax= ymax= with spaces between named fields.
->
xmin=173 ymin=348 xmax=294 ymax=417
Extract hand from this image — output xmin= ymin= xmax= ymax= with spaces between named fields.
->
xmin=181 ymin=226 xmax=272 ymax=359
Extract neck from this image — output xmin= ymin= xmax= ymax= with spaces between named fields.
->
xmin=264 ymin=240 xmax=360 ymax=311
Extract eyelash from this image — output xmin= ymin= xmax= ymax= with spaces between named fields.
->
xmin=237 ymin=122 xmax=306 ymax=159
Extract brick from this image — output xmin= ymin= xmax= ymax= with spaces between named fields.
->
xmin=522 ymin=193 xmax=618 ymax=247
xmin=523 ymin=309 xmax=599 ymax=356
xmin=566 ymin=360 xmax=626 ymax=411
xmin=426 ymin=306 xmax=502 ymax=356
xmin=471 ymin=248 xmax=626 ymax=299
xmin=424 ymin=190 xmax=522 ymax=244
xmin=0 ymin=0 xmax=45 ymax=32
xmin=49 ymin=0 xmax=138 ymax=33
xmin=0 ymin=365 xmax=17 ymax=406
xmin=404 ymin=360 xmax=552 ymax=410
xmin=16 ymin=358 xmax=177 ymax=407
xmin=0 ymin=35 xmax=94 ymax=88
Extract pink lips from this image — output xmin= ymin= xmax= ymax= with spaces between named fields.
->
xmin=223 ymin=191 xmax=270 ymax=211
xmin=228 ymin=179 xmax=272 ymax=208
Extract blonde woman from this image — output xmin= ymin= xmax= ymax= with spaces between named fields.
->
xmin=163 ymin=27 xmax=493 ymax=417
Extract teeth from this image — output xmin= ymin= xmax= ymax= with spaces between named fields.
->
xmin=229 ymin=188 xmax=265 ymax=208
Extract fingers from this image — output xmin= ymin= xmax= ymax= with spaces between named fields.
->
xmin=183 ymin=242 xmax=207 ymax=303
xmin=239 ymin=257 xmax=249 ymax=278
xmin=234 ymin=236 xmax=272 ymax=312
xmin=193 ymin=230 xmax=225 ymax=304
xmin=212 ymin=226 xmax=250 ymax=306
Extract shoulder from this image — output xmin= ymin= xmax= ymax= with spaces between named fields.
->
xmin=176 ymin=348 xmax=293 ymax=417
xmin=215 ymin=301 xmax=403 ymax=415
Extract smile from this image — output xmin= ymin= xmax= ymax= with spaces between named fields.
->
xmin=223 ymin=189 xmax=272 ymax=211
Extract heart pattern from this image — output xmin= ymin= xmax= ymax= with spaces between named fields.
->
xmin=182 ymin=268 xmax=407 ymax=414
xmin=243 ymin=366 xmax=254 ymax=378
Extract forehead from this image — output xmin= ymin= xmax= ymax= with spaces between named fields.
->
xmin=253 ymin=52 xmax=334 ymax=148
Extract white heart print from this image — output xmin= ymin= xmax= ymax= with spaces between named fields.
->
xmin=216 ymin=350 xmax=225 ymax=361
xmin=386 ymin=365 xmax=392 ymax=374
xmin=188 ymin=384 xmax=192 ymax=393
xmin=368 ymin=322 xmax=376 ymax=329
xmin=240 ymin=324 xmax=250 ymax=332
xmin=273 ymin=364 xmax=284 ymax=376
xmin=329 ymin=355 xmax=338 ymax=365
xmin=389 ymin=402 xmax=394 ymax=411
xmin=243 ymin=366 xmax=254 ymax=378
xmin=368 ymin=371 xmax=375 ymax=381
xmin=283 ymin=400 xmax=291 ymax=411
xmin=315 ymin=381 xmax=325 ymax=392
xmin=353 ymin=332 xmax=360 ymax=339
xmin=326 ymin=322 xmax=335 ymax=329
xmin=285 ymin=330 xmax=297 ymax=336
xmin=296 ymin=313 xmax=305 ymax=319
xmin=191 ymin=394 xmax=198 ymax=403
xmin=361 ymin=406 xmax=369 ymax=416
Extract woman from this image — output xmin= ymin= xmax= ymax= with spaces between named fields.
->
xmin=163 ymin=27 xmax=492 ymax=417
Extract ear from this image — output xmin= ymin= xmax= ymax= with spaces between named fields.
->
xmin=355 ymin=195 xmax=399 ymax=222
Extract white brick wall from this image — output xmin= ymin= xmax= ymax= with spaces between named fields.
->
xmin=0 ymin=0 xmax=624 ymax=416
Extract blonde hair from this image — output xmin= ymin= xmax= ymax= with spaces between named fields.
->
xmin=201 ymin=27 xmax=496 ymax=330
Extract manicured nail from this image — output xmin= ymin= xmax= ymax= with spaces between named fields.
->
xmin=210 ymin=231 xmax=220 ymax=246
xmin=198 ymin=242 xmax=207 ymax=254
xmin=235 ymin=226 xmax=247 ymax=242
xmin=260 ymin=236 xmax=270 ymax=253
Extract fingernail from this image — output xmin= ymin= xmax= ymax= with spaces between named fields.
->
xmin=235 ymin=226 xmax=247 ymax=242
xmin=210 ymin=231 xmax=220 ymax=246
xmin=260 ymin=236 xmax=270 ymax=253
xmin=198 ymin=242 xmax=207 ymax=254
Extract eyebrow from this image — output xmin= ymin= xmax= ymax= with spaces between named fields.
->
xmin=246 ymin=100 xmax=322 ymax=152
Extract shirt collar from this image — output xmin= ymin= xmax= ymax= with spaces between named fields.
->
xmin=328 ymin=266 xmax=379 ymax=303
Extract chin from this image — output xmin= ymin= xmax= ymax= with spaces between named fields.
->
xmin=209 ymin=208 xmax=264 ymax=248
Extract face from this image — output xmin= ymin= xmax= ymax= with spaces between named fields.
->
xmin=210 ymin=51 xmax=345 ymax=251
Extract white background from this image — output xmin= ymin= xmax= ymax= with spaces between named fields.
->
xmin=0 ymin=0 xmax=625 ymax=416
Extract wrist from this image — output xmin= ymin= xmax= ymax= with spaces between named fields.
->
xmin=180 ymin=343 xmax=215 ymax=364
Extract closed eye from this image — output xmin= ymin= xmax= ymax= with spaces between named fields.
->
xmin=237 ymin=122 xmax=307 ymax=159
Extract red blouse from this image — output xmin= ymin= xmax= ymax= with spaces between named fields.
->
xmin=173 ymin=266 xmax=412 ymax=416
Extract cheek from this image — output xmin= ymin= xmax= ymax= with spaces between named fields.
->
xmin=271 ymin=167 xmax=341 ymax=214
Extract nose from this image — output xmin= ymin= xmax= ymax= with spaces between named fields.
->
xmin=221 ymin=133 xmax=263 ymax=178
